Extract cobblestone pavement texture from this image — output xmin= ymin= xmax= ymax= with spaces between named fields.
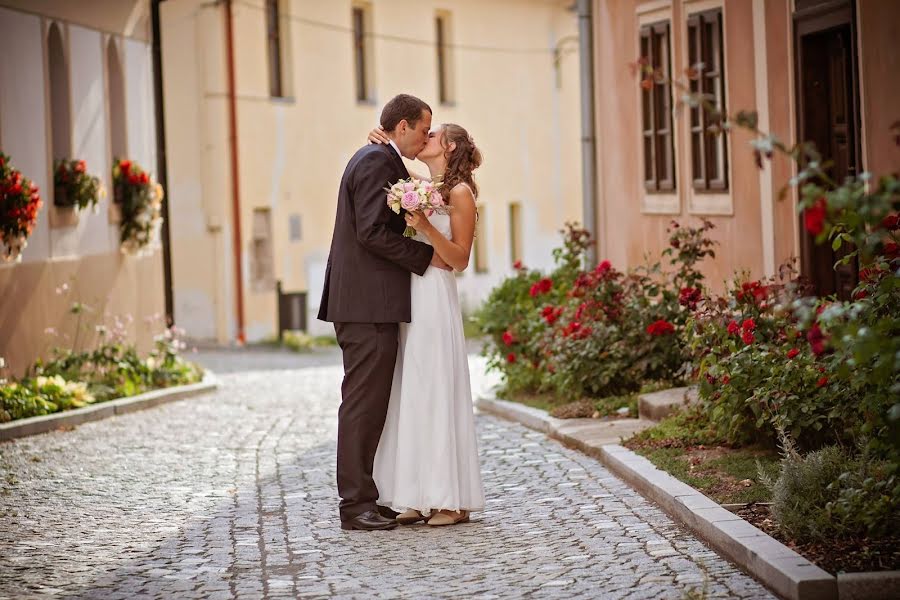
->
xmin=0 ymin=349 xmax=775 ymax=599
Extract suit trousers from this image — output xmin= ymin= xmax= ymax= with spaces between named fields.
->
xmin=333 ymin=321 xmax=399 ymax=521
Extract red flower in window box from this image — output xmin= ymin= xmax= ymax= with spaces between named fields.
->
xmin=112 ymin=157 xmax=164 ymax=255
xmin=0 ymin=151 xmax=42 ymax=262
xmin=54 ymin=158 xmax=103 ymax=211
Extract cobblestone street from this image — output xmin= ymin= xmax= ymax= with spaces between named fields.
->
xmin=0 ymin=349 xmax=774 ymax=599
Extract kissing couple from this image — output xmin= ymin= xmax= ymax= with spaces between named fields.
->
xmin=318 ymin=93 xmax=485 ymax=530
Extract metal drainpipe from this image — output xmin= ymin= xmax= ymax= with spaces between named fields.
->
xmin=224 ymin=0 xmax=246 ymax=343
xmin=576 ymin=0 xmax=598 ymax=266
xmin=150 ymin=0 xmax=174 ymax=327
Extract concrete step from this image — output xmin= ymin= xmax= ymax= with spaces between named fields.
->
xmin=638 ymin=386 xmax=698 ymax=421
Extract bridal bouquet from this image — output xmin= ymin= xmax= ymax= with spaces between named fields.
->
xmin=386 ymin=177 xmax=448 ymax=237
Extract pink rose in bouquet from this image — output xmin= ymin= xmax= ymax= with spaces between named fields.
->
xmin=385 ymin=176 xmax=450 ymax=237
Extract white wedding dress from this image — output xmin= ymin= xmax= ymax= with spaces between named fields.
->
xmin=373 ymin=208 xmax=485 ymax=514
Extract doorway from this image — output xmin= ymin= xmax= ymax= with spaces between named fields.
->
xmin=794 ymin=0 xmax=861 ymax=299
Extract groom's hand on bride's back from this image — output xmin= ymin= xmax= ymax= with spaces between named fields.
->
xmin=431 ymin=253 xmax=452 ymax=271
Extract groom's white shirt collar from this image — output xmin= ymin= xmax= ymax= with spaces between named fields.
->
xmin=387 ymin=139 xmax=402 ymax=160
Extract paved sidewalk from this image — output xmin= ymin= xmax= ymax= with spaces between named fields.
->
xmin=0 ymin=350 xmax=774 ymax=599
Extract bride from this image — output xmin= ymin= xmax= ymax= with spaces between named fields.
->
xmin=368 ymin=123 xmax=485 ymax=526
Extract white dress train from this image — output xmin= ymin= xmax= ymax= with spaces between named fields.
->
xmin=373 ymin=210 xmax=485 ymax=514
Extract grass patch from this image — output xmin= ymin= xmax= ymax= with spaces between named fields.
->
xmin=462 ymin=314 xmax=484 ymax=339
xmin=626 ymin=405 xmax=722 ymax=447
xmin=635 ymin=446 xmax=780 ymax=504
xmin=624 ymin=407 xmax=780 ymax=504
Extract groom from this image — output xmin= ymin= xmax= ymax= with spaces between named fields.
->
xmin=318 ymin=94 xmax=446 ymax=531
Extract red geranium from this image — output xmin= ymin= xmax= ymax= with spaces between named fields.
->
xmin=741 ymin=330 xmax=755 ymax=345
xmin=529 ymin=278 xmax=553 ymax=297
xmin=807 ymin=323 xmax=827 ymax=356
xmin=736 ymin=281 xmax=768 ymax=304
xmin=502 ymin=330 xmax=515 ymax=346
xmin=787 ymin=348 xmax=800 ymax=359
xmin=679 ymin=287 xmax=702 ymax=309
xmin=804 ymin=197 xmax=828 ymax=235
xmin=881 ymin=213 xmax=899 ymax=231
xmin=816 ymin=376 xmax=828 ymax=388
xmin=542 ymin=305 xmax=563 ymax=325
xmin=595 ymin=260 xmax=612 ymax=277
xmin=741 ymin=318 xmax=756 ymax=332
xmin=727 ymin=320 xmax=739 ymax=335
xmin=884 ymin=242 xmax=899 ymax=259
xmin=506 ymin=353 xmax=516 ymax=364
xmin=646 ymin=319 xmax=675 ymax=336
xmin=513 ymin=260 xmax=523 ymax=270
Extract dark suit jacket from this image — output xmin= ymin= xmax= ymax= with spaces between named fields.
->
xmin=318 ymin=143 xmax=434 ymax=323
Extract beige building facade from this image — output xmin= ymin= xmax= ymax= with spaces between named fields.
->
xmin=161 ymin=0 xmax=583 ymax=343
xmin=0 ymin=0 xmax=166 ymax=375
xmin=591 ymin=0 xmax=899 ymax=297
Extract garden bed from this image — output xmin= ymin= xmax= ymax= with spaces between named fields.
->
xmin=736 ymin=503 xmax=900 ymax=575
xmin=623 ymin=409 xmax=900 ymax=576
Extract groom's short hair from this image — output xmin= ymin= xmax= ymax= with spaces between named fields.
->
xmin=381 ymin=94 xmax=432 ymax=132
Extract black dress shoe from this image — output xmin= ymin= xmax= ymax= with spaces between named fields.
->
xmin=377 ymin=505 xmax=400 ymax=519
xmin=340 ymin=510 xmax=398 ymax=531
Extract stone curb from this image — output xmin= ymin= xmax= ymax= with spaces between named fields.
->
xmin=637 ymin=385 xmax=698 ymax=421
xmin=475 ymin=393 xmax=879 ymax=600
xmin=0 ymin=373 xmax=220 ymax=442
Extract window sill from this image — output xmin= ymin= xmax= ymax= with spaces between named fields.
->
xmin=356 ymin=98 xmax=377 ymax=107
xmin=688 ymin=189 xmax=733 ymax=216
xmin=269 ymin=95 xmax=296 ymax=105
xmin=640 ymin=191 xmax=680 ymax=215
xmin=440 ymin=101 xmax=457 ymax=108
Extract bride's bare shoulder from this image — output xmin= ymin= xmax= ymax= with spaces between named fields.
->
xmin=449 ymin=183 xmax=476 ymax=207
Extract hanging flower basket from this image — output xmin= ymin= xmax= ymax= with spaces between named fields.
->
xmin=53 ymin=159 xmax=103 ymax=211
xmin=112 ymin=158 xmax=163 ymax=256
xmin=0 ymin=152 xmax=42 ymax=263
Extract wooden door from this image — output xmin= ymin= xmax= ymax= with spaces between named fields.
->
xmin=794 ymin=1 xmax=861 ymax=299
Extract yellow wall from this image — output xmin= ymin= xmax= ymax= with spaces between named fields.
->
xmin=163 ymin=0 xmax=582 ymax=342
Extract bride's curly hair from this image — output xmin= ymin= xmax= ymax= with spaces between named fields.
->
xmin=437 ymin=123 xmax=482 ymax=201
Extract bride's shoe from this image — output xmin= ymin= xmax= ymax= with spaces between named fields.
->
xmin=396 ymin=509 xmax=428 ymax=525
xmin=426 ymin=510 xmax=469 ymax=526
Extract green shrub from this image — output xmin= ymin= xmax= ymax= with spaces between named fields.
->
xmin=763 ymin=440 xmax=900 ymax=542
